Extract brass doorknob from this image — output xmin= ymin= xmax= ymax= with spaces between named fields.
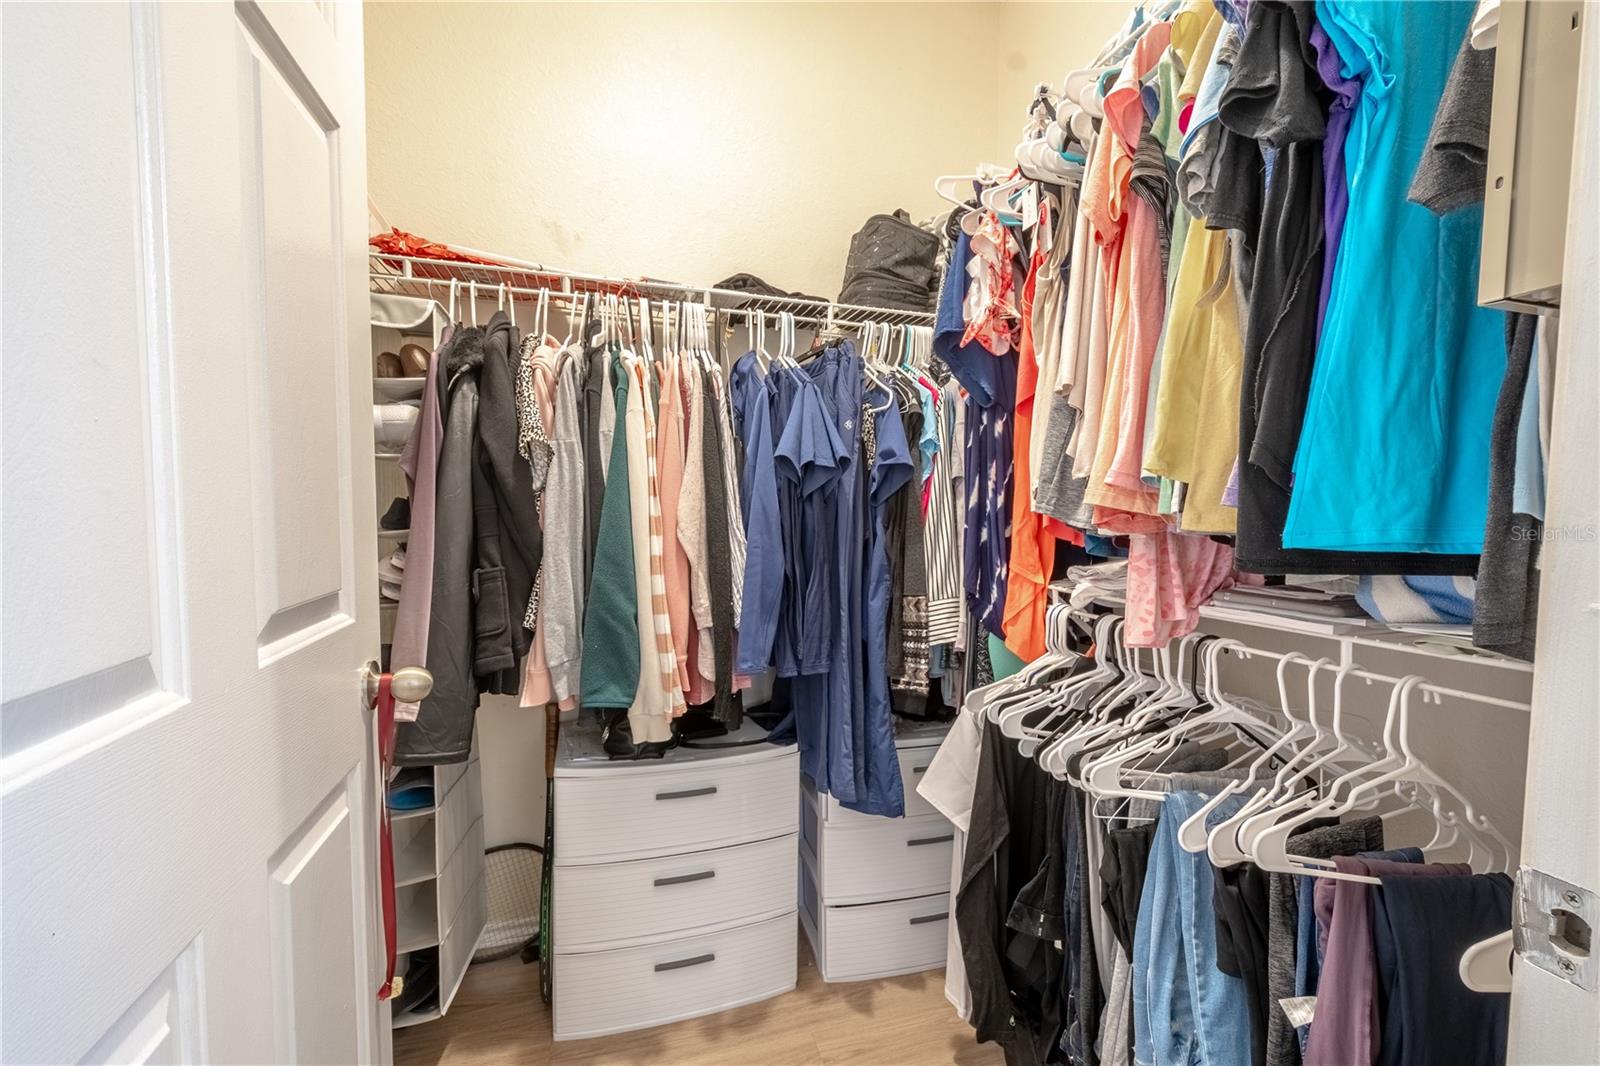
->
xmin=363 ymin=662 xmax=434 ymax=708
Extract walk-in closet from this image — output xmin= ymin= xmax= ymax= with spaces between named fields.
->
xmin=3 ymin=2 xmax=1598 ymax=1065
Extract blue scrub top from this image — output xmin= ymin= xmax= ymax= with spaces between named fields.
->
xmin=850 ymin=387 xmax=914 ymax=817
xmin=1286 ymin=0 xmax=1505 ymax=554
xmin=731 ymin=352 xmax=784 ymax=675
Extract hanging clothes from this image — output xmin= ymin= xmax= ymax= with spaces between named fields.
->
xmin=1282 ymin=0 xmax=1504 ymax=555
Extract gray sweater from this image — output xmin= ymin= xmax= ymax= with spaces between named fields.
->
xmin=543 ymin=351 xmax=587 ymax=705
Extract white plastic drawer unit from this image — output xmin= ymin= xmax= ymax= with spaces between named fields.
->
xmin=553 ymin=834 xmax=796 ymax=952
xmin=553 ymin=912 xmax=797 ymax=1042
xmin=554 ymin=738 xmax=799 ymax=865
xmin=797 ymin=720 xmax=955 ymax=982
xmin=812 ymin=814 xmax=955 ymax=905
xmin=799 ymin=848 xmax=950 ymax=983
xmin=551 ymin=720 xmax=800 ymax=1040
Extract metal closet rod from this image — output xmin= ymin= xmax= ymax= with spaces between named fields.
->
xmin=368 ymin=253 xmax=938 ymax=328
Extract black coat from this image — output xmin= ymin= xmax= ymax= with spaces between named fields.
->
xmin=473 ymin=312 xmax=542 ymax=695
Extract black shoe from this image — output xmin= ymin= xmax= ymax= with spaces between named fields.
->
xmin=379 ymin=497 xmax=411 ymax=531
xmin=394 ymin=949 xmax=439 ymax=1016
xmin=601 ymin=710 xmax=679 ymax=760
xmin=601 ymin=710 xmax=636 ymax=758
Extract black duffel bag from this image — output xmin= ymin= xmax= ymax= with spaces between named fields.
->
xmin=838 ymin=210 xmax=939 ymax=312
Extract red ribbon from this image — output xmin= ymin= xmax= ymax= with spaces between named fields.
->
xmin=375 ymin=672 xmax=399 ymax=1002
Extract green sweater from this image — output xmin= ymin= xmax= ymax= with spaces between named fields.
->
xmin=578 ymin=355 xmax=640 ymax=708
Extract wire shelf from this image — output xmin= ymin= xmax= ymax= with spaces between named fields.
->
xmin=369 ymin=252 xmax=937 ymax=330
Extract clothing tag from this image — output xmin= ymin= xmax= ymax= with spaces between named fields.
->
xmin=1279 ymin=996 xmax=1317 ymax=1028
xmin=1021 ymin=183 xmax=1040 ymax=230
xmin=394 ymin=699 xmax=421 ymax=723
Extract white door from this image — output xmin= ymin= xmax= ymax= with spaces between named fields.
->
xmin=1508 ymin=10 xmax=1600 ymax=1064
xmin=2 ymin=2 xmax=382 ymax=1063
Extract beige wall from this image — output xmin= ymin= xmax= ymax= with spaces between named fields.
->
xmin=993 ymin=2 xmax=1130 ymax=161
xmin=367 ymin=2 xmax=1000 ymax=297
xmin=366 ymin=2 xmax=1122 ymax=297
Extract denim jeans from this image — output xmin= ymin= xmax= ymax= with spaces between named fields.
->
xmin=1294 ymin=875 xmax=1320 ymax=1053
xmin=1132 ymin=790 xmax=1252 ymax=1066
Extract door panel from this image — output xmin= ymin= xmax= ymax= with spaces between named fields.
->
xmin=0 ymin=1 xmax=185 ymax=759
xmin=269 ymin=778 xmax=364 ymax=1065
xmin=79 ymin=942 xmax=206 ymax=1066
xmin=1 ymin=2 xmax=380 ymax=1063
xmin=237 ymin=13 xmax=354 ymax=655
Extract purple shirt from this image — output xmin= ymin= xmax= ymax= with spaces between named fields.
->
xmin=392 ymin=329 xmax=450 ymax=679
xmin=1310 ymin=22 xmax=1362 ymax=338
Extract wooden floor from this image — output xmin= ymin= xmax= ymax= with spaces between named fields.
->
xmin=393 ymin=926 xmax=1002 ymax=1066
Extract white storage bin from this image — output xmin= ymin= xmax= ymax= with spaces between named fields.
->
xmin=554 ymin=834 xmax=796 ymax=953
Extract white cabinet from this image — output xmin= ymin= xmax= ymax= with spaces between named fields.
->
xmin=551 ymin=722 xmax=799 ymax=1041
xmin=798 ymin=723 xmax=955 ymax=982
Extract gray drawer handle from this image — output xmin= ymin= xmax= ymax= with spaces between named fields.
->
xmin=909 ymin=913 xmax=948 ymax=926
xmin=907 ymin=834 xmax=954 ymax=847
xmin=912 ymin=764 xmax=929 ymax=775
xmin=656 ymin=786 xmax=718 ymax=801
xmin=655 ymin=953 xmax=716 ymax=973
xmin=654 ymin=870 xmax=716 ymax=887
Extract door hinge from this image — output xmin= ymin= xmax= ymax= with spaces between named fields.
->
xmin=1515 ymin=867 xmax=1597 ymax=991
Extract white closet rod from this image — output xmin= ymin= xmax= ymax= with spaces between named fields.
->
xmin=1206 ymin=641 xmax=1531 ymax=714
xmin=1076 ymin=614 xmax=1531 ymax=715
xmin=369 ymin=253 xmax=937 ymax=329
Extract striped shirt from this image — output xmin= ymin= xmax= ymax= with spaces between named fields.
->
xmin=633 ymin=360 xmax=687 ymax=717
xmin=924 ymin=384 xmax=962 ymax=645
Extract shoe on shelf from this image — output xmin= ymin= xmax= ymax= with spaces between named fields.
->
xmin=375 ymin=351 xmax=404 ymax=378
xmin=398 ymin=343 xmax=430 ymax=376
xmin=380 ymin=497 xmax=411 ymax=531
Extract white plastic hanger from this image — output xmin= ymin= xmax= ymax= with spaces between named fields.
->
xmin=1206 ymin=655 xmax=1336 ymax=867
xmin=533 ymin=287 xmax=549 ymax=342
xmin=1087 ymin=639 xmax=1283 ymax=807
xmin=1078 ymin=634 xmax=1228 ymax=802
xmin=1179 ymin=649 xmax=1314 ymax=852
xmin=639 ymin=297 xmax=655 ymax=363
xmin=933 ymin=164 xmax=1007 ymax=208
xmin=1233 ymin=661 xmax=1378 ymax=863
xmin=986 ymin=608 xmax=1104 ymax=732
xmin=1042 ymin=627 xmax=1167 ymax=778
xmin=1459 ymin=930 xmax=1514 ymax=994
xmin=566 ymin=291 xmax=585 ymax=350
xmin=1245 ymin=673 xmax=1417 ymax=869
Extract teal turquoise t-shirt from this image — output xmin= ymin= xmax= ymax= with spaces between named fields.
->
xmin=1284 ymin=0 xmax=1504 ymax=554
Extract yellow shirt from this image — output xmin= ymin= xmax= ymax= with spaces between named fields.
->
xmin=1141 ymin=223 xmax=1241 ymax=533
